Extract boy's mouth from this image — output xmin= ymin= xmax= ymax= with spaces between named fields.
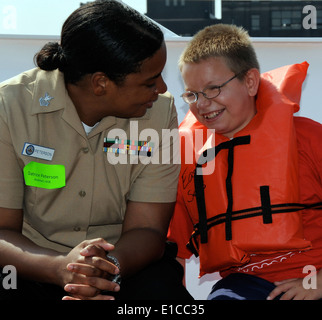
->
xmin=203 ymin=109 xmax=225 ymax=120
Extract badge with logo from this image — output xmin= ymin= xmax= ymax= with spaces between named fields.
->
xmin=22 ymin=143 xmax=55 ymax=161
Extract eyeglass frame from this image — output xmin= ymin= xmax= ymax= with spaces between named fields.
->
xmin=180 ymin=71 xmax=245 ymax=105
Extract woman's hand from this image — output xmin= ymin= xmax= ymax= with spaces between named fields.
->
xmin=59 ymin=238 xmax=120 ymax=300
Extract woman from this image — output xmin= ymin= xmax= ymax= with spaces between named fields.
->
xmin=0 ymin=0 xmax=192 ymax=300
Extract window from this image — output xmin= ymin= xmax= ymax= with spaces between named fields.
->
xmin=251 ymin=14 xmax=260 ymax=31
xmin=318 ymin=9 xmax=322 ymax=28
xmin=271 ymin=10 xmax=302 ymax=30
xmin=1 ymin=0 xmax=321 ymax=38
xmin=147 ymin=0 xmax=322 ymax=37
xmin=165 ymin=0 xmax=186 ymax=6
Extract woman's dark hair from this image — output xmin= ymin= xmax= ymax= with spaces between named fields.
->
xmin=35 ymin=0 xmax=164 ymax=84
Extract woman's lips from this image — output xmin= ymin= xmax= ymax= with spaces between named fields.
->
xmin=144 ymin=97 xmax=159 ymax=109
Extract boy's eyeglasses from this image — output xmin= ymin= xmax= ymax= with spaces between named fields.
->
xmin=181 ymin=72 xmax=243 ymax=104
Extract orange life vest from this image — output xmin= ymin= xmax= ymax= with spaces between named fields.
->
xmin=179 ymin=62 xmax=316 ymax=275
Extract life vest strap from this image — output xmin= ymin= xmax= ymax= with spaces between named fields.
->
xmin=195 ymin=136 xmax=251 ymax=244
xmin=260 ymin=185 xmax=273 ymax=224
xmin=187 ymin=201 xmax=322 ymax=257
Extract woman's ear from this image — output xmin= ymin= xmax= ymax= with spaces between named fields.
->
xmin=91 ymin=72 xmax=109 ymax=96
xmin=244 ymin=68 xmax=261 ymax=97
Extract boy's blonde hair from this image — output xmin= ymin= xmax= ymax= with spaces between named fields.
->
xmin=179 ymin=24 xmax=260 ymax=77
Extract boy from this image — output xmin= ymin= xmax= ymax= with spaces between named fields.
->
xmin=168 ymin=24 xmax=322 ymax=300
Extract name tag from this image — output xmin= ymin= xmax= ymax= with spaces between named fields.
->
xmin=23 ymin=162 xmax=66 ymax=189
xmin=22 ymin=143 xmax=55 ymax=161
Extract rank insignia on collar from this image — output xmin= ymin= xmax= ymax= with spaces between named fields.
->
xmin=39 ymin=92 xmax=54 ymax=107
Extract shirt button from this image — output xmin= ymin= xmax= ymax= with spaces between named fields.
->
xmin=79 ymin=190 xmax=86 ymax=197
xmin=73 ymin=227 xmax=81 ymax=232
xmin=82 ymin=147 xmax=89 ymax=154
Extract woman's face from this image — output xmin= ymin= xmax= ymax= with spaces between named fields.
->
xmin=181 ymin=57 xmax=258 ymax=138
xmin=104 ymin=43 xmax=168 ymax=118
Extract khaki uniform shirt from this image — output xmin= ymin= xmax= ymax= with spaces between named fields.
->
xmin=0 ymin=68 xmax=180 ymax=252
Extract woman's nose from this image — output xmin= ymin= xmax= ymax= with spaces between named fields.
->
xmin=155 ymin=76 xmax=167 ymax=94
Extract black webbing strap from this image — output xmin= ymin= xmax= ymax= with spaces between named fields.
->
xmin=203 ymin=202 xmax=322 ymax=230
xmin=186 ymin=231 xmax=200 ymax=257
xmin=225 ymin=142 xmax=234 ymax=241
xmin=187 ymin=201 xmax=322 ymax=256
xmin=260 ymin=186 xmax=273 ymax=224
xmin=194 ymin=163 xmax=208 ymax=244
xmin=195 ymin=135 xmax=251 ymax=243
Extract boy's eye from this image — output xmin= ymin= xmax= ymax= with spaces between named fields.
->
xmin=146 ymin=83 xmax=156 ymax=88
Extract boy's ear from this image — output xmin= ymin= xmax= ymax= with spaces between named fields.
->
xmin=244 ymin=68 xmax=261 ymax=97
xmin=91 ymin=72 xmax=109 ymax=96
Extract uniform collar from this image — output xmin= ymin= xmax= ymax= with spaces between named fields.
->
xmin=31 ymin=69 xmax=67 ymax=115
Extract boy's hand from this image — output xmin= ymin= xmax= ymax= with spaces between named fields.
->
xmin=267 ymin=272 xmax=322 ymax=300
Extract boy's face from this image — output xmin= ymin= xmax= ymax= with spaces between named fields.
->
xmin=181 ymin=57 xmax=259 ymax=138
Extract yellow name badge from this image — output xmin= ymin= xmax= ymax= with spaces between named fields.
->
xmin=23 ymin=162 xmax=66 ymax=189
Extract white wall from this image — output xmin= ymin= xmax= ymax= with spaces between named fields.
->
xmin=1 ymin=35 xmax=322 ymax=300
xmin=1 ymin=36 xmax=322 ymax=125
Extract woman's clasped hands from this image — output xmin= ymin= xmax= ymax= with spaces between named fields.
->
xmin=60 ymin=238 xmax=120 ymax=300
